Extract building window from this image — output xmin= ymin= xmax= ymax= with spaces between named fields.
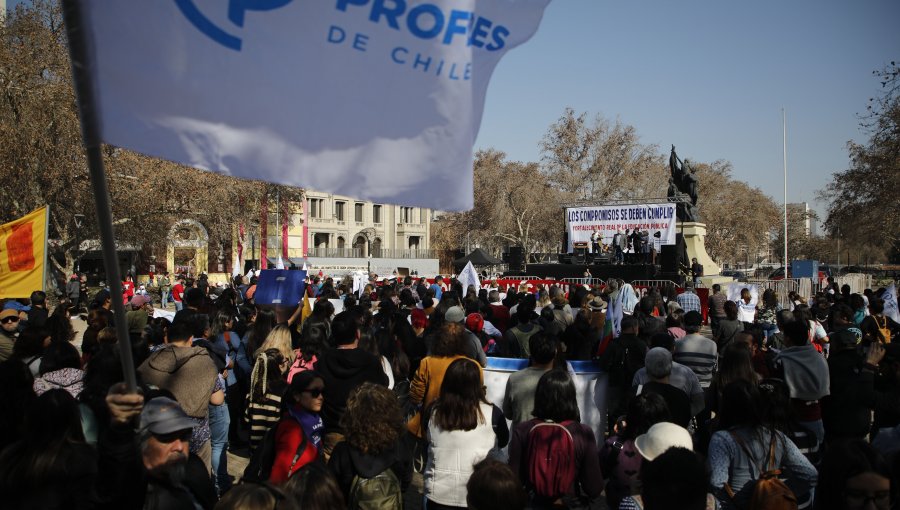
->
xmin=401 ymin=206 xmax=413 ymax=223
xmin=335 ymin=201 xmax=345 ymax=221
xmin=308 ymin=198 xmax=324 ymax=219
xmin=354 ymin=203 xmax=364 ymax=223
xmin=373 ymin=205 xmax=382 ymax=224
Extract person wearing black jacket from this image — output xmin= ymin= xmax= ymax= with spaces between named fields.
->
xmin=316 ymin=311 xmax=389 ymax=459
xmin=822 ymin=329 xmax=886 ymax=443
xmin=599 ymin=316 xmax=647 ymax=433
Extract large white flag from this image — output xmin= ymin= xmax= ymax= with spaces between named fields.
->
xmin=457 ymin=260 xmax=480 ymax=296
xmin=78 ymin=0 xmax=551 ymax=211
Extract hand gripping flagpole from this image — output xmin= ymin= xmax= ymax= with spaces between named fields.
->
xmin=62 ymin=0 xmax=138 ymax=393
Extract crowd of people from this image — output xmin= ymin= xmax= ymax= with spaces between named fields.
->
xmin=0 ymin=270 xmax=898 ymax=510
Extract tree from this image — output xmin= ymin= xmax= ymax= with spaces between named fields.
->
xmin=430 ymin=150 xmax=563 ymax=261
xmin=0 ymin=1 xmax=303 ymax=279
xmin=691 ymin=160 xmax=780 ymax=266
xmin=819 ymin=63 xmax=900 ymax=261
xmin=540 ymin=108 xmax=666 ymax=202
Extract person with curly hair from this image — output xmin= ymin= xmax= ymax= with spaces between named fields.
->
xmin=328 ymin=382 xmax=412 ymax=502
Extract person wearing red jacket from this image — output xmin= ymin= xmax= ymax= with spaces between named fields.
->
xmin=269 ymin=371 xmax=324 ymax=483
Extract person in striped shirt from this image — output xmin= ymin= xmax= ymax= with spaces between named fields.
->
xmin=245 ymin=348 xmax=289 ymax=451
xmin=673 ymin=311 xmax=717 ymax=390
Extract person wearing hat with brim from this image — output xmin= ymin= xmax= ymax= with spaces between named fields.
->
xmin=634 ymin=421 xmax=693 ymax=462
xmin=99 ymin=392 xmax=217 ymax=509
xmin=0 ymin=308 xmax=19 ymax=362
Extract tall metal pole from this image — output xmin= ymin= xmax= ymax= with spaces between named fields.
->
xmin=782 ymin=108 xmax=788 ymax=270
xmin=62 ymin=0 xmax=137 ymax=392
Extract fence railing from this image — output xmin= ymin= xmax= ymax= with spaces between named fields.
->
xmin=305 ymin=248 xmax=436 ymax=259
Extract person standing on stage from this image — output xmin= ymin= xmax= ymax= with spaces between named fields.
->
xmin=612 ymin=230 xmax=626 ymax=265
xmin=590 ymin=229 xmax=600 ymax=255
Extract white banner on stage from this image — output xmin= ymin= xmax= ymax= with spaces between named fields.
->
xmin=565 ymin=203 xmax=676 ymax=253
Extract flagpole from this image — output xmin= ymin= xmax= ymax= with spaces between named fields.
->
xmin=62 ymin=0 xmax=138 ymax=392
xmin=42 ymin=205 xmax=50 ymax=294
xmin=782 ymin=108 xmax=788 ymax=272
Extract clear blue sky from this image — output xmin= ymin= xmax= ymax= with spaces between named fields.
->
xmin=475 ymin=0 xmax=899 ymax=222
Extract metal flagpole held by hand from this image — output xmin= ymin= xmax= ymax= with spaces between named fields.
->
xmin=62 ymin=0 xmax=138 ymax=393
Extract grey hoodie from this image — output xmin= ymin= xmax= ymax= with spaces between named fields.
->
xmin=138 ymin=345 xmax=217 ymax=418
xmin=775 ymin=344 xmax=830 ymax=401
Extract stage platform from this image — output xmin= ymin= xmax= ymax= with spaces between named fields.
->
xmin=506 ymin=263 xmax=669 ymax=282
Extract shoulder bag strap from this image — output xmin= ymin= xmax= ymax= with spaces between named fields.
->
xmin=287 ymin=426 xmax=310 ymax=476
xmin=765 ymin=429 xmax=779 ymax=472
xmin=728 ymin=430 xmax=765 ymax=478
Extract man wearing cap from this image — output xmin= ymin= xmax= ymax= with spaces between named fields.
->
xmin=99 ymin=392 xmax=216 ymax=509
xmin=445 ymin=305 xmax=487 ymax=366
xmin=673 ymin=311 xmax=717 ymax=390
xmin=126 ymin=295 xmax=152 ymax=340
xmin=0 ymin=309 xmax=19 ymax=362
xmin=633 ymin=334 xmax=705 ymax=418
xmin=675 ymin=282 xmax=701 ymax=314
xmin=633 ymin=348 xmax=692 ymax=428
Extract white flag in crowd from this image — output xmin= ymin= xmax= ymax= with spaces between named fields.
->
xmin=275 ymin=256 xmax=285 ymax=270
xmin=884 ymin=284 xmax=900 ymax=324
xmin=78 ymin=1 xmax=551 ymax=211
xmin=457 ymin=261 xmax=481 ymax=296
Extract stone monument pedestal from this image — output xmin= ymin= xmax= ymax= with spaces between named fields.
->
xmin=678 ymin=222 xmax=722 ymax=282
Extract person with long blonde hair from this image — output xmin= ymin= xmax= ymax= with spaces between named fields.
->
xmin=257 ymin=324 xmax=294 ymax=364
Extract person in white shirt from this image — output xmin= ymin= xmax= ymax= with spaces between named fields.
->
xmin=735 ymin=287 xmax=757 ymax=324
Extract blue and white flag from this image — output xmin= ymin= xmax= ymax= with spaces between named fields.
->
xmin=884 ymin=284 xmax=900 ymax=324
xmin=77 ymin=0 xmax=551 ymax=211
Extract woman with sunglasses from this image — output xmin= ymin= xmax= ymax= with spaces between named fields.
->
xmin=269 ymin=370 xmax=325 ymax=483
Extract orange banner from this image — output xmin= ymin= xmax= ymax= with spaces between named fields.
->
xmin=0 ymin=207 xmax=48 ymax=299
